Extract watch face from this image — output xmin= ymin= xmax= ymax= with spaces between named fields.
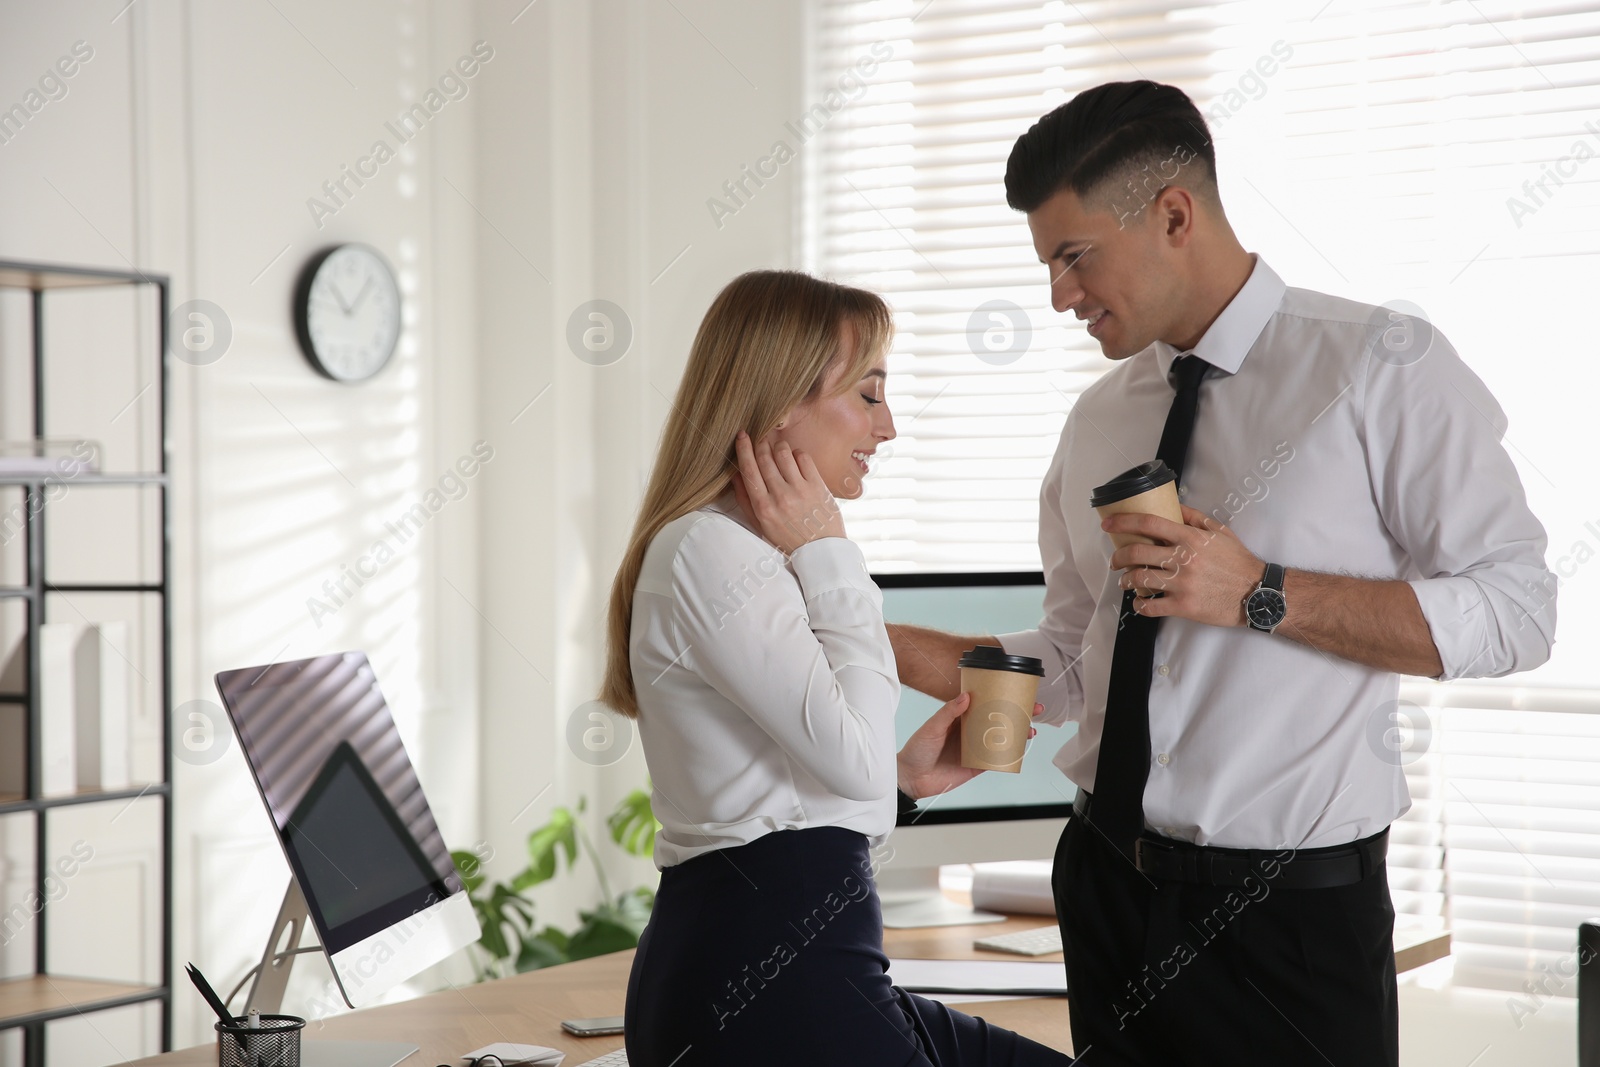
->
xmin=1247 ymin=588 xmax=1287 ymax=629
xmin=295 ymin=244 xmax=402 ymax=382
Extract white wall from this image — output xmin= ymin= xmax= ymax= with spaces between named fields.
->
xmin=0 ymin=0 xmax=485 ymax=1059
xmin=0 ymin=0 xmax=808 ymax=1061
xmin=471 ymin=0 xmax=810 ymax=970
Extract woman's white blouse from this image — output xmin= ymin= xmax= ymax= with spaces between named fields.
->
xmin=629 ymin=491 xmax=901 ymax=869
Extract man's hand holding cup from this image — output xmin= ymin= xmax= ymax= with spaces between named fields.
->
xmin=1093 ymin=460 xmax=1265 ymax=628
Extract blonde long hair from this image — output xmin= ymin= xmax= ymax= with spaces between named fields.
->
xmin=600 ymin=270 xmax=893 ymax=719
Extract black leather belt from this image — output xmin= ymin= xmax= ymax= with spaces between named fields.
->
xmin=1072 ymin=789 xmax=1387 ymax=890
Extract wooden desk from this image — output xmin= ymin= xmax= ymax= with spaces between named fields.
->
xmin=125 ymin=952 xmax=641 ymax=1066
xmin=882 ymin=902 xmax=1453 ymax=975
xmin=126 ymin=910 xmax=1449 ymax=1064
xmin=120 ymin=950 xmax=1071 ymax=1065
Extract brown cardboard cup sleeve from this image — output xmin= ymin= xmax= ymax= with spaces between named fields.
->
xmin=1090 ymin=459 xmax=1182 ymax=550
xmin=958 ymin=645 xmax=1045 ymax=773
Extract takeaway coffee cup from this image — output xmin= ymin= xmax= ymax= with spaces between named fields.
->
xmin=958 ymin=645 xmax=1045 ymax=773
xmin=1090 ymin=459 xmax=1183 ymax=550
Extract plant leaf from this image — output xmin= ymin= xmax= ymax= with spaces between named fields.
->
xmin=488 ymin=884 xmax=536 ymax=926
xmin=477 ymin=910 xmax=513 ymax=960
xmin=607 ymin=788 xmax=661 ymax=858
xmin=536 ymin=924 xmax=570 ymax=954
xmin=524 ymin=805 xmax=581 ymax=886
xmin=451 ymin=849 xmax=487 ymax=894
xmin=566 ymin=915 xmax=640 ymax=960
xmin=589 ymin=886 xmax=654 ymax=938
xmin=515 ymin=934 xmax=568 ymax=972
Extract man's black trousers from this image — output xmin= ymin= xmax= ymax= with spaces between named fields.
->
xmin=1052 ymin=811 xmax=1400 ymax=1066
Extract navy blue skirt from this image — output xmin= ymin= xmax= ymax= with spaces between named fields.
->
xmin=624 ymin=825 xmax=1072 ymax=1067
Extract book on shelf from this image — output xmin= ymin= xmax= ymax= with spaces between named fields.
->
xmin=75 ymin=621 xmax=131 ymax=792
xmin=0 ymin=624 xmax=78 ymax=796
xmin=38 ymin=623 xmax=77 ymax=796
xmin=0 ymin=633 xmax=15 ymax=793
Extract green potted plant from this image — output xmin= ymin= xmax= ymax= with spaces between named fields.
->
xmin=451 ymin=786 xmax=660 ymax=981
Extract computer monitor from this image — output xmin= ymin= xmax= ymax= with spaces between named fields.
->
xmin=874 ymin=572 xmax=1076 ymax=927
xmin=214 ymin=652 xmax=480 ymax=1012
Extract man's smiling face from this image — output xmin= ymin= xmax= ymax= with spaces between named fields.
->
xmin=1027 ymin=184 xmax=1181 ymax=361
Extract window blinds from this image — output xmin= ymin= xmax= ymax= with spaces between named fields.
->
xmin=1397 ymin=681 xmax=1600 ymax=996
xmin=809 ymin=0 xmax=1600 ymax=995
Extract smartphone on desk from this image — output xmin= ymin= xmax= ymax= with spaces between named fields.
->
xmin=561 ymin=1015 xmax=626 ymax=1037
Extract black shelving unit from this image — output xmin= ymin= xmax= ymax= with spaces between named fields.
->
xmin=0 ymin=260 xmax=172 ymax=1066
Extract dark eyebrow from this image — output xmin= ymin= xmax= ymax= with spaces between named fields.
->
xmin=1041 ymin=239 xmax=1090 ymax=265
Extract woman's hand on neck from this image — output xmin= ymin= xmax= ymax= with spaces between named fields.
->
xmin=731 ymin=430 xmax=846 ymax=556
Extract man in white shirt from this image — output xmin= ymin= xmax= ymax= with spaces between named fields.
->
xmin=888 ymin=81 xmax=1556 ymax=1066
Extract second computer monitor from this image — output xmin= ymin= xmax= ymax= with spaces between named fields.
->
xmin=874 ymin=572 xmax=1075 ymax=926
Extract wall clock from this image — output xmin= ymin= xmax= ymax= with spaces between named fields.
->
xmin=292 ymin=243 xmax=402 ymax=382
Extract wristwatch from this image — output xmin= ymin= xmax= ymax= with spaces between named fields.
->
xmin=1245 ymin=562 xmax=1288 ymax=633
xmin=895 ymin=788 xmax=920 ymax=816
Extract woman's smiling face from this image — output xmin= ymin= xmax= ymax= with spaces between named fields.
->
xmin=766 ymin=322 xmax=896 ymax=500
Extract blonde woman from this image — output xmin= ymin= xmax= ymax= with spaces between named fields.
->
xmin=604 ymin=270 xmax=1072 ymax=1066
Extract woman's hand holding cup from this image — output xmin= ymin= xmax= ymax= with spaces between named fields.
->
xmin=897 ymin=692 xmax=1044 ymax=802
xmin=731 ymin=429 xmax=846 ymax=556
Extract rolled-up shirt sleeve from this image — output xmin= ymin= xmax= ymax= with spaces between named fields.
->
xmin=997 ymin=412 xmax=1093 ymax=727
xmin=1361 ymin=332 xmax=1556 ymax=680
xmin=671 ymin=522 xmax=900 ymax=801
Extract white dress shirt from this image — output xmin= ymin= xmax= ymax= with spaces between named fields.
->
xmin=630 ymin=490 xmax=900 ymax=869
xmin=999 ymin=255 xmax=1556 ymax=850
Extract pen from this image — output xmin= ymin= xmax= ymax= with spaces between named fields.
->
xmin=184 ymin=962 xmax=235 ymax=1027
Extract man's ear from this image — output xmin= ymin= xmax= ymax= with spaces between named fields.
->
xmin=1156 ymin=184 xmax=1198 ymax=246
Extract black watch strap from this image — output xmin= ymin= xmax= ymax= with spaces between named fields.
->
xmin=1247 ymin=561 xmax=1288 ymax=633
xmin=896 ymin=788 xmax=919 ymax=815
xmin=1262 ymin=561 xmax=1285 ymax=592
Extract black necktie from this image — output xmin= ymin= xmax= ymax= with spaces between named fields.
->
xmin=1091 ymin=353 xmax=1211 ymax=860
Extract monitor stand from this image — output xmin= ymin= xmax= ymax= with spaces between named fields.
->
xmin=245 ymin=879 xmax=311 ymax=1017
xmin=877 ymin=866 xmax=1006 ymax=929
xmin=245 ymin=879 xmax=421 ymax=1067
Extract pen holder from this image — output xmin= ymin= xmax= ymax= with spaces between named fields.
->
xmin=215 ymin=1014 xmax=304 ymax=1067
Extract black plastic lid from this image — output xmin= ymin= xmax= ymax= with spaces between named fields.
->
xmin=957 ymin=644 xmax=1044 ymax=676
xmin=1089 ymin=459 xmax=1176 ymax=508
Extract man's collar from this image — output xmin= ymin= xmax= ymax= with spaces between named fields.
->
xmin=1154 ymin=254 xmax=1285 ymax=381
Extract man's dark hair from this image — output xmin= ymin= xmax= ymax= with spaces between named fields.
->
xmin=1004 ymin=81 xmax=1219 ymax=219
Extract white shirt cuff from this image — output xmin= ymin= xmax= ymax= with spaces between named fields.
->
xmin=995 ymin=628 xmax=1079 ymax=727
xmin=788 ymin=537 xmax=878 ymax=602
xmin=1408 ymin=576 xmax=1491 ymax=681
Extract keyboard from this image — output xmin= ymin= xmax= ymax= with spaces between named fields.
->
xmin=973 ymin=924 xmax=1063 ymax=956
xmin=573 ymin=1049 xmax=629 ymax=1067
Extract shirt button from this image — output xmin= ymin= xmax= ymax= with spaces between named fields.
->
xmin=1156 ymin=753 xmax=1170 ymax=765
xmin=1157 ymin=664 xmax=1170 ymax=676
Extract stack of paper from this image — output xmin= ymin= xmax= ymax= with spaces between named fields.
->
xmin=971 ymin=860 xmax=1056 ymax=917
xmin=888 ymin=957 xmax=1067 ymax=998
xmin=0 ymin=439 xmax=98 ymax=477
xmin=0 ymin=456 xmax=95 ymax=477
